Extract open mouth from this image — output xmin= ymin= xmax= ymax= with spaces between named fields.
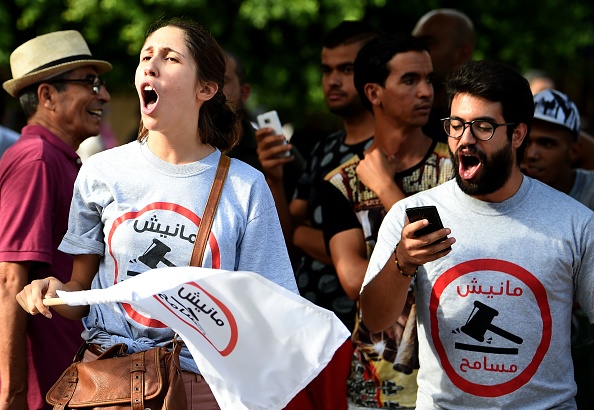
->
xmin=88 ymin=109 xmax=102 ymax=118
xmin=141 ymin=84 xmax=159 ymax=111
xmin=458 ymin=149 xmax=482 ymax=180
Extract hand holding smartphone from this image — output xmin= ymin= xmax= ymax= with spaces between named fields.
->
xmin=405 ymin=205 xmax=451 ymax=250
xmin=257 ymin=110 xmax=290 ymax=158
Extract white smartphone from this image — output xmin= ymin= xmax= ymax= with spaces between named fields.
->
xmin=257 ymin=110 xmax=290 ymax=157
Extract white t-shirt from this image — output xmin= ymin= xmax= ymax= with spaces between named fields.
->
xmin=60 ymin=141 xmax=298 ymax=372
xmin=363 ymin=177 xmax=594 ymax=409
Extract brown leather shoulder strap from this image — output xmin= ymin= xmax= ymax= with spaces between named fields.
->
xmin=189 ymin=154 xmax=230 ymax=267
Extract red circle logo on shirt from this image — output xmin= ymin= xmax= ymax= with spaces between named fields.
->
xmin=430 ymin=259 xmax=552 ymax=397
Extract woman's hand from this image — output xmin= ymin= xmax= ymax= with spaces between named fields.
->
xmin=15 ymin=277 xmax=64 ymax=319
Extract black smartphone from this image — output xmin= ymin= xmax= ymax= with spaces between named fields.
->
xmin=405 ymin=205 xmax=451 ymax=249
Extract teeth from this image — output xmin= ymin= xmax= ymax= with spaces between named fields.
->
xmin=144 ymin=85 xmax=154 ymax=91
xmin=89 ymin=110 xmax=102 ymax=116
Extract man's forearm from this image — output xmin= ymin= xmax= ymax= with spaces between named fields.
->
xmin=293 ymin=226 xmax=332 ymax=265
xmin=0 ymin=262 xmax=30 ymax=409
xmin=373 ymin=183 xmax=406 ymax=212
xmin=360 ymin=256 xmax=413 ymax=333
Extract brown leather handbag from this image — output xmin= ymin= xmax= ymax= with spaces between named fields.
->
xmin=46 ymin=339 xmax=186 ymax=410
xmin=46 ymin=154 xmax=230 ymax=409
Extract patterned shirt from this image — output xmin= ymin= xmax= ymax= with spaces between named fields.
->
xmin=321 ymin=140 xmax=453 ymax=409
xmin=294 ymin=130 xmax=373 ymax=331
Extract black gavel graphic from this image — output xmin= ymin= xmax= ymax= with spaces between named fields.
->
xmin=461 ymin=301 xmax=523 ymax=344
xmin=138 ymin=239 xmax=176 ymax=269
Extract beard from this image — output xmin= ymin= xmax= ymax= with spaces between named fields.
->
xmin=449 ymin=139 xmax=514 ymax=197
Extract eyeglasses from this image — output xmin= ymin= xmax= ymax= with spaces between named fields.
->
xmin=46 ymin=76 xmax=106 ymax=95
xmin=441 ymin=118 xmax=515 ymax=141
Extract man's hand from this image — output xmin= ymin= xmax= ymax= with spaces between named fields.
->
xmin=356 ymin=147 xmax=405 ymax=210
xmin=356 ymin=147 xmax=396 ymax=194
xmin=360 ymin=214 xmax=455 ymax=333
xmin=255 ymin=127 xmax=294 ymax=183
xmin=396 ymin=217 xmax=455 ymax=272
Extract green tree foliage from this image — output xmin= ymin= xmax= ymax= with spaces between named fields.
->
xmin=1 ymin=0 xmax=593 ymax=130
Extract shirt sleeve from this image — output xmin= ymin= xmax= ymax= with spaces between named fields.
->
xmin=0 ymin=159 xmax=56 ymax=264
xmin=320 ymin=180 xmax=362 ymax=252
xmin=575 ymin=214 xmax=594 ymax=324
xmin=235 ymin=177 xmax=298 ymax=294
xmin=361 ymin=201 xmax=407 ymax=291
xmin=59 ymin=163 xmax=106 ymax=255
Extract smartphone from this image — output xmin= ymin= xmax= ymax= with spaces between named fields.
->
xmin=257 ymin=110 xmax=290 ymax=158
xmin=405 ymin=205 xmax=451 ymax=249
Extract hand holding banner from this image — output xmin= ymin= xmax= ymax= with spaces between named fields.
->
xmin=56 ymin=266 xmax=350 ymax=410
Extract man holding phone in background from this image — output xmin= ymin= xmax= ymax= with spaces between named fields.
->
xmin=222 ymin=50 xmax=304 ymax=211
xmin=257 ymin=21 xmax=379 ymax=410
xmin=360 ymin=60 xmax=594 ymax=409
xmin=320 ymin=34 xmax=453 ymax=409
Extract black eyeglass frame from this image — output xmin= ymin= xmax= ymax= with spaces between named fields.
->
xmin=45 ymin=76 xmax=106 ymax=95
xmin=441 ymin=117 xmax=516 ymax=141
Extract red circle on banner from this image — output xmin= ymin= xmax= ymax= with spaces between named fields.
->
xmin=430 ymin=259 xmax=552 ymax=397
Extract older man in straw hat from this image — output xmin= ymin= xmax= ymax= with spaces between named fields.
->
xmin=0 ymin=30 xmax=111 ymax=410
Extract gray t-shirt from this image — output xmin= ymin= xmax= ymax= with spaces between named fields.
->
xmin=363 ymin=177 xmax=594 ymax=409
xmin=0 ymin=125 xmax=19 ymax=158
xmin=569 ymin=168 xmax=594 ymax=211
xmin=60 ymin=141 xmax=297 ymax=372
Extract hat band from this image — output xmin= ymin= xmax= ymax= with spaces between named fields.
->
xmin=26 ymin=54 xmax=94 ymax=75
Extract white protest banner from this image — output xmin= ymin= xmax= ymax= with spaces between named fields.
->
xmin=56 ymin=267 xmax=350 ymax=410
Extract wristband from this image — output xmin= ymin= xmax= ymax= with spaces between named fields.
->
xmin=394 ymin=242 xmax=418 ymax=278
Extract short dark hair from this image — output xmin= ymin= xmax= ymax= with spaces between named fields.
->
xmin=354 ymin=33 xmax=429 ymax=112
xmin=18 ymin=72 xmax=69 ymax=119
xmin=446 ymin=60 xmax=534 ymax=162
xmin=323 ymin=20 xmax=380 ymax=49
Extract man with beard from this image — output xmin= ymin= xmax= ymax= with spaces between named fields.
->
xmin=321 ymin=34 xmax=453 ymax=409
xmin=256 ymin=21 xmax=378 ymax=410
xmin=360 ymin=60 xmax=594 ymax=409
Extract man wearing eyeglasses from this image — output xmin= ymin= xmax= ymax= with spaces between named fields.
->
xmin=0 ymin=30 xmax=111 ymax=410
xmin=359 ymin=60 xmax=594 ymax=409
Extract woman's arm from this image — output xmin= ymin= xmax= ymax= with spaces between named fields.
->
xmin=16 ymin=254 xmax=100 ymax=320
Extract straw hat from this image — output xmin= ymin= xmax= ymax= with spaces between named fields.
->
xmin=3 ymin=30 xmax=112 ymax=97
